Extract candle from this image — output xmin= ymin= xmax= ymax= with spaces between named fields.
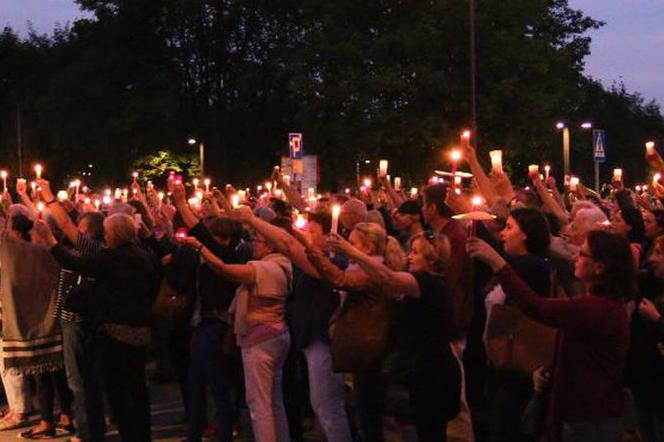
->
xmin=613 ymin=168 xmax=623 ymax=182
xmin=307 ymin=188 xmax=315 ymax=200
xmin=654 ymin=173 xmax=661 ymax=185
xmin=74 ymin=179 xmax=80 ymax=199
xmin=450 ymin=149 xmax=461 ymax=191
xmin=34 ymin=164 xmax=42 ymax=179
xmin=238 ymin=190 xmax=246 ymax=201
xmin=410 ymin=187 xmax=418 ymax=198
xmin=0 ymin=170 xmax=7 ymax=192
xmin=461 ymin=130 xmax=471 ymax=150
xmin=345 ymin=188 xmax=351 ymax=194
xmin=57 ymin=190 xmax=69 ymax=201
xmin=122 ymin=188 xmax=128 ymax=201
xmin=646 ymin=141 xmax=656 ymax=156
xmin=544 ymin=165 xmax=551 ymax=180
xmin=274 ymin=189 xmax=283 ymax=198
xmin=94 ymin=199 xmax=101 ymax=210
xmin=470 ymin=196 xmax=484 ymax=237
xmin=331 ymin=205 xmax=341 ymax=234
xmin=157 ymin=191 xmax=164 ymax=205
xmin=379 ymin=160 xmax=388 ymax=177
xmin=394 ymin=177 xmax=401 ymax=191
xmin=37 ymin=201 xmax=45 ymax=219
xmin=115 ymin=188 xmax=122 ymax=199
xmin=295 ymin=213 xmax=307 ymax=229
xmin=363 ymin=178 xmax=372 ymax=188
xmin=102 ymin=195 xmax=112 ymax=205
xmin=132 ymin=172 xmax=138 ymax=182
xmin=283 ymin=175 xmax=291 ymax=186
xmin=489 ymin=150 xmax=503 ymax=174
xmin=231 ymin=194 xmax=240 ymax=208
xmin=204 ymin=178 xmax=211 ymax=193
xmin=265 ymin=181 xmax=273 ymax=192
xmin=192 ymin=178 xmax=200 ymax=190
xmin=454 ymin=176 xmax=462 ymax=187
xmin=636 ymin=185 xmax=642 ymax=193
xmin=569 ymin=177 xmax=580 ymax=192
xmin=528 ymin=164 xmax=539 ymax=178
xmin=30 ymin=181 xmax=37 ymax=195
xmin=188 ymin=197 xmax=200 ymax=207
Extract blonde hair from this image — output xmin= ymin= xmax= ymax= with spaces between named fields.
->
xmin=352 ymin=222 xmax=406 ymax=271
xmin=409 ymin=232 xmax=451 ymax=275
xmin=104 ymin=213 xmax=138 ymax=246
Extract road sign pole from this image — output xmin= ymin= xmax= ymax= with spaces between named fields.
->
xmin=594 ymin=161 xmax=600 ymax=193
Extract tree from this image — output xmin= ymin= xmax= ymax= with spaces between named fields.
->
xmin=132 ymin=150 xmax=200 ymax=185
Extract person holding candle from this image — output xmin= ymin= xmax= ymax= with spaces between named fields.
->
xmin=177 ymin=207 xmax=293 ymax=442
xmin=326 ymin=230 xmax=462 ymax=442
xmin=235 ymin=208 xmax=353 ymax=442
xmin=35 ymin=213 xmax=160 ymax=442
xmin=304 ymin=221 xmax=405 ymax=442
xmin=467 ymin=230 xmax=634 ymax=442
xmin=170 ymin=179 xmax=251 ymax=442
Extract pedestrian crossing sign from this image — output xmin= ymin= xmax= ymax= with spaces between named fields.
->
xmin=593 ymin=129 xmax=606 ymax=163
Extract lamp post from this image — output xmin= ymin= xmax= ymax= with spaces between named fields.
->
xmin=188 ymin=138 xmax=205 ymax=178
xmin=556 ymin=122 xmax=571 ymax=175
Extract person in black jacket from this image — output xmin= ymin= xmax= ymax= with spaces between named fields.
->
xmin=35 ymin=212 xmax=160 ymax=442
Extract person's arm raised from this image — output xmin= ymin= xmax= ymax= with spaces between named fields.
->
xmin=236 ymin=207 xmax=320 ymax=278
xmin=177 ymin=236 xmax=256 ymax=284
xmin=37 ymin=179 xmax=79 ymax=244
xmin=170 ymin=180 xmax=200 ymax=229
xmin=462 ymin=143 xmax=498 ymax=204
xmin=327 ymin=233 xmax=420 ymax=297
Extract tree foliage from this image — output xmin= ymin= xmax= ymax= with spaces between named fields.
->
xmin=0 ymin=0 xmax=662 ymax=188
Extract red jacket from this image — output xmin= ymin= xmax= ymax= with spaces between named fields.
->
xmin=495 ymin=265 xmax=629 ymax=428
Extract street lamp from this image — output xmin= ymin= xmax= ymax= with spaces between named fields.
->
xmin=556 ymin=122 xmax=571 ymax=175
xmin=188 ymin=138 xmax=205 ymax=178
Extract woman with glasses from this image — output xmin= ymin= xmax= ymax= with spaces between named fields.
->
xmin=467 ymin=230 xmax=634 ymax=442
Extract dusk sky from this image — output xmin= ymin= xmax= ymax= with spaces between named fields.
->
xmin=1 ymin=0 xmax=663 ymax=107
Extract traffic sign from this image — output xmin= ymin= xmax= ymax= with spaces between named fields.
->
xmin=593 ymin=129 xmax=606 ymax=163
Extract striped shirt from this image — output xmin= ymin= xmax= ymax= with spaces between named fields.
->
xmin=54 ymin=234 xmax=103 ymax=323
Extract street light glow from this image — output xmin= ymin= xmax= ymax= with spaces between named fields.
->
xmin=188 ymin=138 xmax=197 ymax=145
xmin=555 ymin=122 xmax=565 ymax=130
xmin=581 ymin=122 xmax=593 ymax=129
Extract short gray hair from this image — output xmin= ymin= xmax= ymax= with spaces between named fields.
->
xmin=104 ymin=213 xmax=138 ymax=245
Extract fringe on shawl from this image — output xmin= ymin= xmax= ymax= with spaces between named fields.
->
xmin=2 ymin=333 xmax=64 ymax=376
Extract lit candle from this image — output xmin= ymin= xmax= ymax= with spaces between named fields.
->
xmin=102 ymin=195 xmax=112 ymax=205
xmin=307 ymin=188 xmax=315 ymax=200
xmin=34 ymin=164 xmax=42 ymax=179
xmin=274 ymin=189 xmax=283 ymax=198
xmin=157 ymin=191 xmax=164 ymax=206
xmin=528 ymin=164 xmax=539 ymax=178
xmin=74 ymin=179 xmax=80 ymax=199
xmin=57 ymin=190 xmax=69 ymax=201
xmin=188 ymin=197 xmax=200 ymax=207
xmin=265 ymin=181 xmax=273 ymax=192
xmin=379 ymin=160 xmax=388 ymax=177
xmin=122 ymin=188 xmax=129 ymax=201
xmin=0 ymin=170 xmax=7 ymax=192
xmin=450 ymin=149 xmax=461 ymax=191
xmin=283 ymin=175 xmax=291 ymax=186
xmin=643 ymin=185 xmax=649 ymax=191
xmin=192 ymin=178 xmax=200 ymax=190
xmin=37 ymin=201 xmax=45 ymax=219
xmin=461 ymin=130 xmax=471 ymax=150
xmin=204 ymin=178 xmax=211 ymax=193
xmin=345 ymin=188 xmax=350 ymax=194
xmin=231 ymin=194 xmax=240 ymax=208
xmin=454 ymin=176 xmax=462 ymax=187
xmin=613 ymin=168 xmax=623 ymax=182
xmin=470 ymin=195 xmax=484 ymax=237
xmin=646 ymin=141 xmax=656 ymax=156
xmin=394 ymin=177 xmax=401 ymax=191
xmin=654 ymin=173 xmax=661 ymax=185
xmin=295 ymin=213 xmax=307 ymax=230
xmin=30 ymin=181 xmax=37 ymax=194
xmin=331 ymin=205 xmax=341 ymax=234
xmin=132 ymin=172 xmax=138 ymax=182
xmin=363 ymin=178 xmax=372 ymax=188
xmin=489 ymin=150 xmax=503 ymax=174
xmin=570 ymin=177 xmax=580 ymax=192
xmin=410 ymin=187 xmax=418 ymax=198
xmin=94 ymin=199 xmax=101 ymax=210
xmin=544 ymin=165 xmax=551 ymax=180
xmin=636 ymin=185 xmax=642 ymax=193
xmin=115 ymin=188 xmax=122 ymax=199
xmin=238 ymin=190 xmax=246 ymax=201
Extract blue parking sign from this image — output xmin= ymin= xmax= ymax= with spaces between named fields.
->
xmin=593 ymin=130 xmax=606 ymax=163
xmin=289 ymin=133 xmax=303 ymax=159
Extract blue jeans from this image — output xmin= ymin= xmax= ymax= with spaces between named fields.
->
xmin=61 ymin=320 xmax=106 ymax=441
xmin=187 ymin=320 xmax=234 ymax=442
xmin=562 ymin=417 xmax=623 ymax=442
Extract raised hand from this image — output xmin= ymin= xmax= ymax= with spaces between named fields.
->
xmin=466 ymin=236 xmax=506 ymax=271
xmin=36 ymin=179 xmax=55 ymax=202
xmin=326 ymin=233 xmax=357 ymax=256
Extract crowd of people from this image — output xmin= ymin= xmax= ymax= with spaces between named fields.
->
xmin=0 ymin=138 xmax=662 ymax=442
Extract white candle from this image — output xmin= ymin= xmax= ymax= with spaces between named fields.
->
xmin=570 ymin=177 xmax=580 ymax=192
xmin=379 ymin=160 xmax=388 ymax=177
xmin=0 ymin=170 xmax=7 ymax=192
xmin=613 ymin=168 xmax=623 ymax=182
xmin=132 ymin=172 xmax=138 ymax=182
xmin=34 ymin=164 xmax=42 ymax=179
xmin=238 ymin=190 xmax=246 ymax=201
xmin=489 ymin=150 xmax=503 ymax=174
xmin=544 ymin=165 xmax=551 ymax=180
xmin=646 ymin=141 xmax=656 ymax=156
xmin=192 ymin=178 xmax=199 ymax=190
xmin=528 ymin=164 xmax=539 ymax=177
xmin=410 ymin=187 xmax=418 ymax=198
xmin=283 ymin=175 xmax=291 ymax=186
xmin=394 ymin=177 xmax=401 ymax=191
xmin=307 ymin=188 xmax=315 ymax=200
xmin=654 ymin=173 xmax=661 ymax=184
xmin=204 ymin=178 xmax=211 ymax=193
xmin=37 ymin=201 xmax=45 ymax=219
xmin=231 ymin=194 xmax=240 ymax=208
xmin=331 ymin=205 xmax=341 ymax=234
xmin=57 ymin=190 xmax=69 ymax=201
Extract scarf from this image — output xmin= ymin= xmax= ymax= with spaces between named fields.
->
xmin=0 ymin=233 xmax=62 ymax=375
